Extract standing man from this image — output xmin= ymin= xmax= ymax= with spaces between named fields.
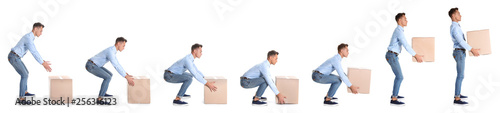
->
xmin=312 ymin=43 xmax=359 ymax=105
xmin=240 ymin=50 xmax=286 ymax=105
xmin=164 ymin=43 xmax=217 ymax=105
xmin=386 ymin=13 xmax=424 ymax=106
xmin=85 ymin=37 xmax=135 ymax=105
xmin=448 ymin=7 xmax=480 ymax=105
xmin=9 ymin=22 xmax=52 ymax=103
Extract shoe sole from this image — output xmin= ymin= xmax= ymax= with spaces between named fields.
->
xmin=252 ymin=104 xmax=268 ymax=106
xmin=453 ymin=103 xmax=469 ymax=106
xmin=324 ymin=104 xmax=339 ymax=106
xmin=173 ymin=103 xmax=189 ymax=106
xmin=390 ymin=104 xmax=405 ymax=106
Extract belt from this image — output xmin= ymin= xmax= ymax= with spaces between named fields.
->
xmin=10 ymin=51 xmax=20 ymax=58
xmin=313 ymin=70 xmax=323 ymax=75
xmin=240 ymin=77 xmax=249 ymax=79
xmin=88 ymin=60 xmax=96 ymax=65
xmin=455 ymin=48 xmax=466 ymax=51
xmin=165 ymin=70 xmax=174 ymax=74
xmin=388 ymin=50 xmax=399 ymax=56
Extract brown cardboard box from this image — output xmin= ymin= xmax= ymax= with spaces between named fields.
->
xmin=204 ymin=76 xmax=227 ymax=104
xmin=346 ymin=68 xmax=371 ymax=94
xmin=49 ymin=76 xmax=72 ymax=103
xmin=275 ymin=76 xmax=299 ymax=104
xmin=412 ymin=37 xmax=435 ymax=62
xmin=128 ymin=76 xmax=150 ymax=104
xmin=467 ymin=29 xmax=492 ymax=56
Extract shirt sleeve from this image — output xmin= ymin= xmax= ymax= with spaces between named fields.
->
xmin=260 ymin=65 xmax=280 ymax=95
xmin=333 ymin=60 xmax=352 ymax=87
xmin=398 ymin=31 xmax=417 ymax=56
xmin=108 ymin=51 xmax=127 ymax=77
xmin=185 ymin=59 xmax=208 ymax=84
xmin=26 ymin=39 xmax=44 ymax=64
xmin=452 ymin=27 xmax=472 ymax=50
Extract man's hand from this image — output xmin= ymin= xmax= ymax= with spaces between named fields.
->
xmin=349 ymin=85 xmax=360 ymax=94
xmin=276 ymin=93 xmax=287 ymax=104
xmin=205 ymin=81 xmax=217 ymax=92
xmin=414 ymin=54 xmax=424 ymax=63
xmin=42 ymin=60 xmax=52 ymax=72
xmin=471 ymin=48 xmax=480 ymax=57
xmin=125 ymin=75 xmax=135 ymax=86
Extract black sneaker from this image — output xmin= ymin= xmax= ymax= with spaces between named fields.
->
xmin=253 ymin=96 xmax=267 ymax=101
xmin=24 ymin=92 xmax=35 ymax=97
xmin=390 ymin=100 xmax=405 ymax=106
xmin=390 ymin=96 xmax=404 ymax=99
xmin=252 ymin=100 xmax=267 ymax=106
xmin=459 ymin=95 xmax=468 ymax=99
xmin=324 ymin=96 xmax=338 ymax=100
xmin=454 ymin=100 xmax=468 ymax=105
xmin=182 ymin=94 xmax=191 ymax=98
xmin=104 ymin=93 xmax=113 ymax=97
xmin=173 ymin=100 xmax=188 ymax=106
xmin=324 ymin=100 xmax=338 ymax=106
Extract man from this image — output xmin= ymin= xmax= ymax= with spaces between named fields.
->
xmin=386 ymin=13 xmax=424 ymax=106
xmin=448 ymin=7 xmax=480 ymax=105
xmin=240 ymin=50 xmax=286 ymax=105
xmin=85 ymin=37 xmax=135 ymax=105
xmin=164 ymin=43 xmax=217 ymax=105
xmin=312 ymin=43 xmax=359 ymax=105
xmin=8 ymin=22 xmax=52 ymax=104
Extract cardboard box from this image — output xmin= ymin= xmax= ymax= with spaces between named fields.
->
xmin=204 ymin=76 xmax=227 ymax=104
xmin=467 ymin=29 xmax=492 ymax=56
xmin=128 ymin=76 xmax=150 ymax=104
xmin=346 ymin=68 xmax=371 ymax=94
xmin=412 ymin=37 xmax=435 ymax=62
xmin=49 ymin=76 xmax=72 ymax=103
xmin=275 ymin=76 xmax=299 ymax=104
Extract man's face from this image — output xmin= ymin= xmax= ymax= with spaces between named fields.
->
xmin=400 ymin=15 xmax=408 ymax=27
xmin=269 ymin=55 xmax=278 ymax=65
xmin=454 ymin=11 xmax=462 ymax=21
xmin=117 ymin=42 xmax=126 ymax=52
xmin=340 ymin=47 xmax=349 ymax=58
xmin=33 ymin=27 xmax=43 ymax=37
xmin=193 ymin=47 xmax=203 ymax=58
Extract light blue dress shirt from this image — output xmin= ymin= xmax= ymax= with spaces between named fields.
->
xmin=242 ymin=60 xmax=280 ymax=95
xmin=167 ymin=54 xmax=207 ymax=84
xmin=314 ymin=54 xmax=352 ymax=87
xmin=89 ymin=46 xmax=127 ymax=77
xmin=11 ymin=32 xmax=44 ymax=64
xmin=387 ymin=25 xmax=416 ymax=56
xmin=450 ymin=22 xmax=472 ymax=50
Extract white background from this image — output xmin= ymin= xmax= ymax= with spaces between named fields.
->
xmin=1 ymin=0 xmax=499 ymax=113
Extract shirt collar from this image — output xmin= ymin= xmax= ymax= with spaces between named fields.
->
xmin=111 ymin=46 xmax=118 ymax=54
xmin=452 ymin=21 xmax=460 ymax=27
xmin=397 ymin=25 xmax=404 ymax=32
xmin=187 ymin=54 xmax=195 ymax=62
xmin=334 ymin=54 xmax=342 ymax=60
xmin=29 ymin=32 xmax=35 ymax=40
xmin=263 ymin=60 xmax=271 ymax=67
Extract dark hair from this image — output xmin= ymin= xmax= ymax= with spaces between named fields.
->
xmin=267 ymin=50 xmax=279 ymax=58
xmin=395 ymin=13 xmax=406 ymax=22
xmin=115 ymin=37 xmax=127 ymax=44
xmin=448 ymin=7 xmax=459 ymax=18
xmin=337 ymin=43 xmax=348 ymax=53
xmin=33 ymin=22 xmax=44 ymax=29
xmin=191 ymin=43 xmax=203 ymax=52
